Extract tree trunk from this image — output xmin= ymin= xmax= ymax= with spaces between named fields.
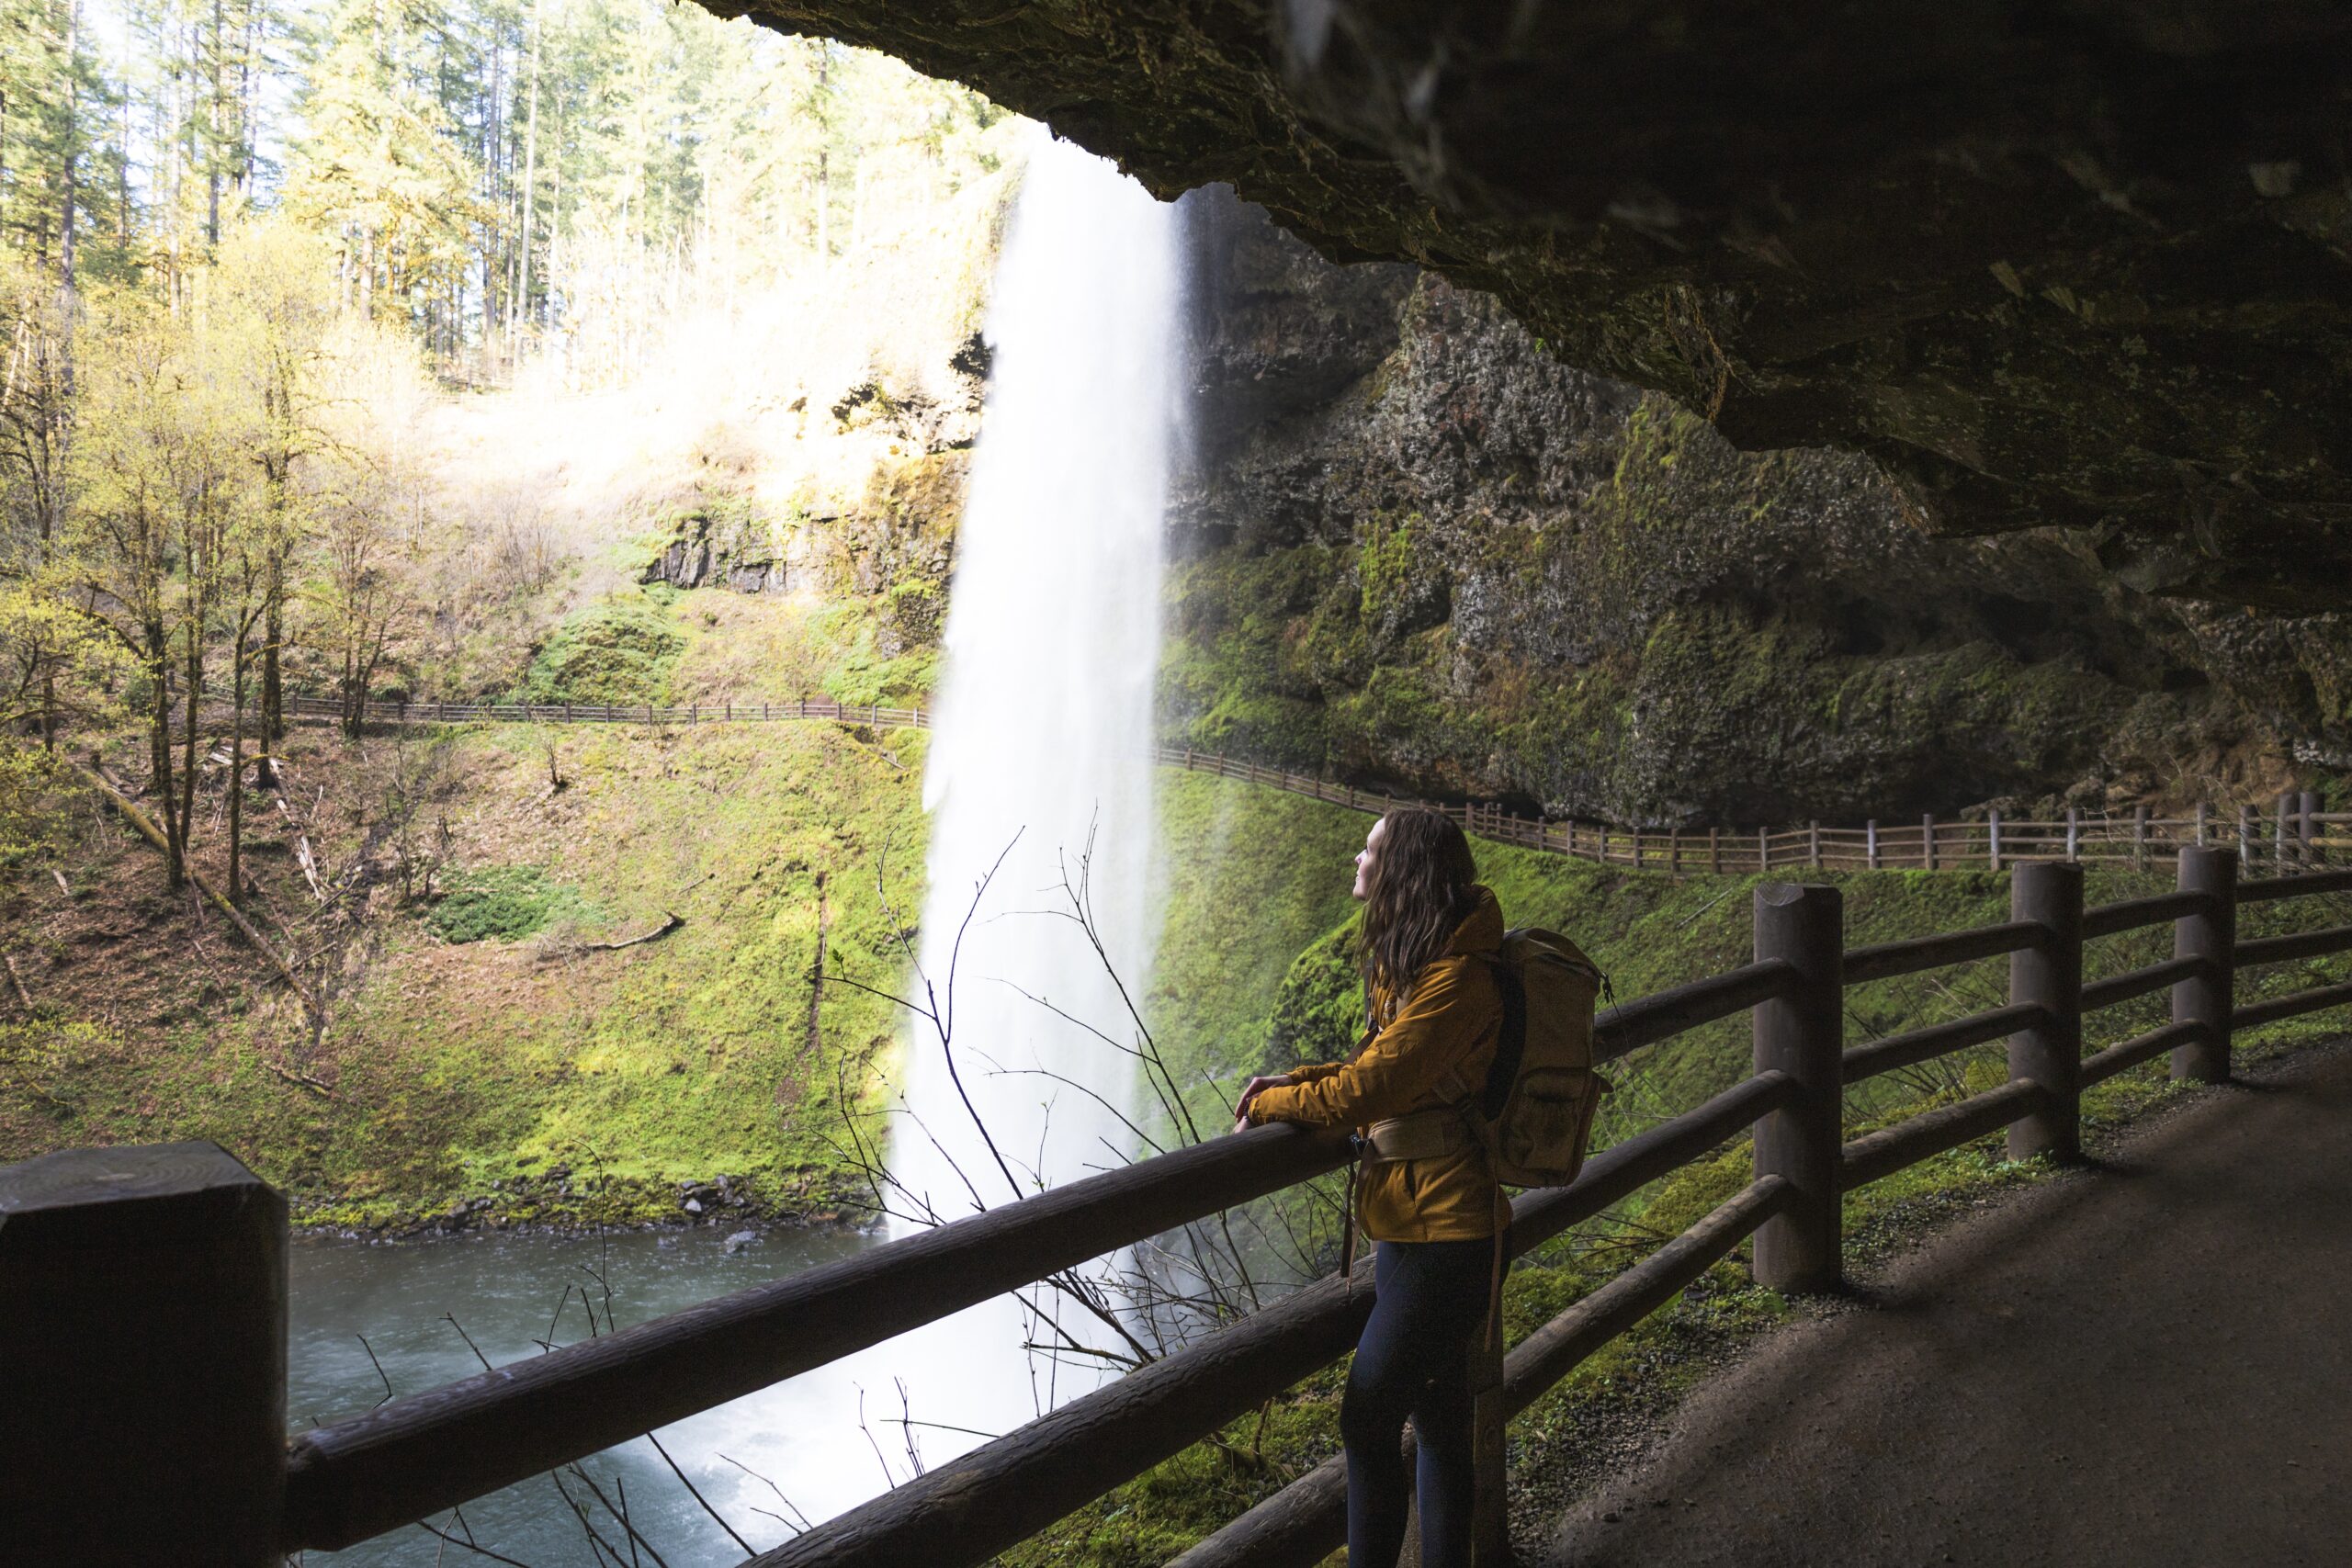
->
xmin=177 ymin=617 xmax=202 ymax=874
xmin=513 ymin=0 xmax=540 ymax=356
xmin=227 ymin=638 xmax=246 ymax=902
xmin=206 ymin=0 xmax=223 ymax=245
xmin=146 ymin=621 xmax=183 ymax=890
xmin=260 ymin=517 xmax=285 ymax=754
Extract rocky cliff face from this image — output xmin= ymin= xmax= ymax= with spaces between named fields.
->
xmin=1163 ymin=188 xmax=2333 ymax=826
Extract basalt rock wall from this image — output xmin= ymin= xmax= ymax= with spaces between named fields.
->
xmin=1164 ymin=188 xmax=2338 ymax=827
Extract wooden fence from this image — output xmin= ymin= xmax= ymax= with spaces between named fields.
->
xmin=294 ymin=693 xmax=2339 ymax=877
xmin=9 ymin=850 xmax=2352 ymax=1563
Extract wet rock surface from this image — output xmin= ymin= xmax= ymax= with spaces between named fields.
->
xmin=723 ymin=0 xmax=2352 ymax=612
xmin=1162 ymin=188 xmax=2336 ymax=824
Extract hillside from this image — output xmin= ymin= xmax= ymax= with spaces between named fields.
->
xmin=12 ymin=698 xmax=2350 ymax=1233
xmin=0 ymin=705 xmax=927 ymax=1225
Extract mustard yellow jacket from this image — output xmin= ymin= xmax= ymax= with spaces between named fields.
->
xmin=1246 ymin=886 xmax=1509 ymax=1242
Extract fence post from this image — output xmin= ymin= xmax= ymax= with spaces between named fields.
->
xmin=1922 ymin=812 xmax=1937 ymax=871
xmin=1807 ymin=819 xmax=1820 ymax=869
xmin=1669 ymin=829 xmax=1681 ymax=874
xmin=1630 ymin=828 xmax=1642 ymax=868
xmin=2065 ymin=807 xmax=2080 ymax=861
xmin=2195 ymin=801 xmax=2210 ymax=846
xmin=2304 ymin=789 xmax=2325 ymax=866
xmin=1865 ymin=818 xmax=1878 ymax=870
xmin=2171 ymin=846 xmax=2237 ymax=1083
xmin=1751 ymin=882 xmax=1843 ymax=1292
xmin=0 ymin=1142 xmax=287 ymax=1565
xmin=1710 ymin=826 xmax=1721 ymax=874
xmin=2134 ymin=805 xmax=2149 ymax=873
xmin=2238 ymin=804 xmax=2257 ymax=870
xmin=1988 ymin=807 xmax=2003 ymax=872
xmin=2007 ymin=860 xmax=2084 ymax=1163
xmin=2277 ymin=792 xmax=2294 ymax=870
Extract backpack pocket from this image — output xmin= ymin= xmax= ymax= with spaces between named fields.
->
xmin=1499 ymin=1066 xmax=1609 ymax=1182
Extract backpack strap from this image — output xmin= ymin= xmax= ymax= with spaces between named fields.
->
xmin=1479 ymin=953 xmax=1529 ymax=1122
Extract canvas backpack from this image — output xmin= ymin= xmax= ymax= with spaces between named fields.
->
xmin=1476 ymin=927 xmax=1611 ymax=1187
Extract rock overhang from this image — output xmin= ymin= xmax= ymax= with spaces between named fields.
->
xmin=704 ymin=0 xmax=2352 ymax=610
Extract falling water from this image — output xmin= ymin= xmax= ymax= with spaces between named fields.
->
xmin=883 ymin=132 xmax=1179 ymax=1441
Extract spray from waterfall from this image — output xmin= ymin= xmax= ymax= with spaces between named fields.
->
xmin=879 ymin=130 xmax=1178 ymax=1438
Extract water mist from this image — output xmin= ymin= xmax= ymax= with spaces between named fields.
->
xmin=884 ymin=132 xmax=1179 ymax=1444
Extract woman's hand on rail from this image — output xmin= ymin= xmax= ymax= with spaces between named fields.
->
xmin=1232 ymin=1074 xmax=1298 ymax=1134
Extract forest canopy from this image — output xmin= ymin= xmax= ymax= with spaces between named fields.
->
xmin=0 ymin=0 xmax=1009 ymax=885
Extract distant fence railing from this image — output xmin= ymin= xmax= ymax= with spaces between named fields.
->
xmin=298 ymin=692 xmax=2340 ymax=877
xmin=10 ymin=850 xmax=2352 ymax=1563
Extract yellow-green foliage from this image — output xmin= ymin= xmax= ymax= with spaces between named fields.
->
xmin=521 ymin=592 xmax=690 ymax=706
xmin=6 ymin=719 xmax=930 ymax=1224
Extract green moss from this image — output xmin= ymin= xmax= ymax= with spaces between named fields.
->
xmin=521 ymin=593 xmax=687 ymax=705
xmin=4 ymin=719 xmax=932 ymax=1224
xmin=425 ymin=866 xmax=600 ymax=945
xmin=1150 ymin=773 xmax=1368 ymax=1089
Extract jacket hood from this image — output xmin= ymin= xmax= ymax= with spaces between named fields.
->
xmin=1446 ymin=885 xmax=1506 ymax=956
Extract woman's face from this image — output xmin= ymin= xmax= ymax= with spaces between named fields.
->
xmin=1353 ymin=818 xmax=1386 ymax=901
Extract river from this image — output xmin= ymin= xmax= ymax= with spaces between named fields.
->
xmin=291 ymin=1225 xmax=887 ymax=1565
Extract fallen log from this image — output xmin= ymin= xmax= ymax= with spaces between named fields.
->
xmin=594 ymin=911 xmax=682 ymax=951
xmin=74 ymin=758 xmax=322 ymax=1023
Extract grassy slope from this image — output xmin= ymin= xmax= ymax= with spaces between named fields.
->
xmin=1147 ymin=772 xmax=1370 ymax=1091
xmin=0 ymin=716 xmax=932 ymax=1226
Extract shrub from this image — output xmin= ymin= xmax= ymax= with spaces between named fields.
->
xmin=522 ymin=594 xmax=685 ymax=705
xmin=426 ymin=866 xmax=599 ymax=944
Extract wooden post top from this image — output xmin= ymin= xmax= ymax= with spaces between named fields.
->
xmin=1 ymin=1140 xmax=274 ymax=1221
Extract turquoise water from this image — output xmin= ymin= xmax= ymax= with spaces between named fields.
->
xmin=289 ymin=1225 xmax=885 ymax=1566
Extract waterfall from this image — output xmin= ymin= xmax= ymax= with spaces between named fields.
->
xmin=882 ymin=131 xmax=1178 ymax=1441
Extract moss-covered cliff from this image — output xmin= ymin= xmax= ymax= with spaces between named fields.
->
xmin=1162 ymin=188 xmax=2335 ymax=828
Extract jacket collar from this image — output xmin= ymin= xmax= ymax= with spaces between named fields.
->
xmin=1447 ymin=885 xmax=1505 ymax=957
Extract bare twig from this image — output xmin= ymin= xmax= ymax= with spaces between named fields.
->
xmin=716 ymin=1453 xmax=812 ymax=1535
xmin=413 ymin=1516 xmax=543 ymax=1568
xmin=645 ymin=1431 xmax=752 ymax=1558
xmin=356 ymin=1334 xmax=394 ymax=1407
xmin=443 ymin=1314 xmax=492 ymax=1373
xmin=568 ymin=1467 xmax=672 ymax=1568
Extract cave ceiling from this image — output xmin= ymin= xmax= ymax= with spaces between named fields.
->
xmin=711 ymin=0 xmax=2352 ymax=613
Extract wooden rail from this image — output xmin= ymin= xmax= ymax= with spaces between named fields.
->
xmin=288 ymin=693 xmax=2341 ymax=879
xmin=12 ymin=848 xmax=2352 ymax=1565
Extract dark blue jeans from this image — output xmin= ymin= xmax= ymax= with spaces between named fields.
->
xmin=1343 ymin=1235 xmax=1497 ymax=1568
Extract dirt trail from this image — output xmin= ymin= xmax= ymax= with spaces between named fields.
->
xmin=1540 ymin=1040 xmax=2352 ymax=1568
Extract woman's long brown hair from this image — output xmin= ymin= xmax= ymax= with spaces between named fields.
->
xmin=1358 ymin=807 xmax=1479 ymax=1023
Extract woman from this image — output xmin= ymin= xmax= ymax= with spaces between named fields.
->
xmin=1234 ymin=807 xmax=1509 ymax=1568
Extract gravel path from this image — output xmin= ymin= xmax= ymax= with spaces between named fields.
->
xmin=1538 ymin=1040 xmax=2352 ymax=1568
